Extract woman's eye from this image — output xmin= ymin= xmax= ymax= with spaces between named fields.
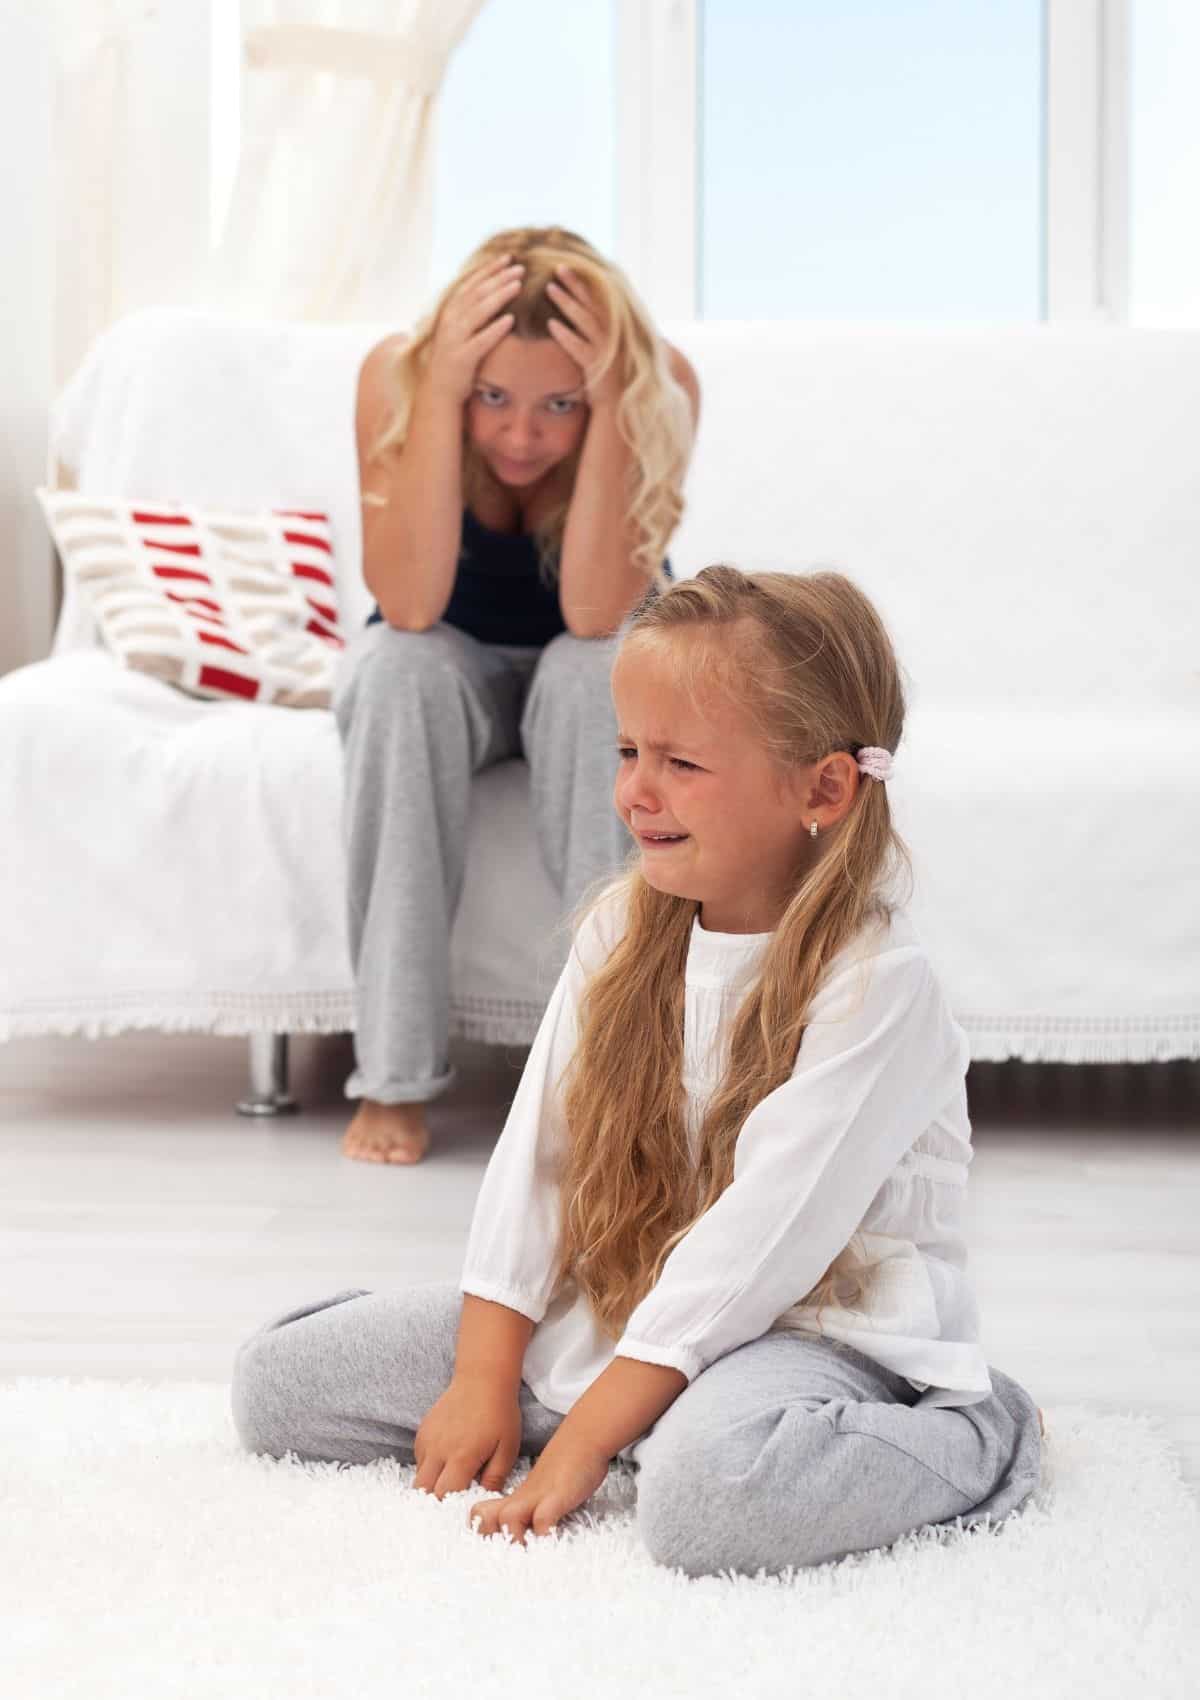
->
xmin=670 ymin=758 xmax=698 ymax=772
xmin=616 ymin=747 xmax=635 ymax=761
xmin=477 ymin=388 xmax=506 ymax=407
xmin=546 ymin=398 xmax=578 ymax=416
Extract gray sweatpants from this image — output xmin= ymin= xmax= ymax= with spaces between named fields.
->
xmin=231 ymin=1283 xmax=1042 ymax=1578
xmin=333 ymin=620 xmax=630 ymax=1103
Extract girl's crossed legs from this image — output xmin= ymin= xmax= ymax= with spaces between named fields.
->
xmin=231 ymin=1284 xmax=1041 ymax=1578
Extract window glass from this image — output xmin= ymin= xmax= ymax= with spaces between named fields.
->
xmin=699 ymin=0 xmax=1043 ymax=320
xmin=429 ymin=0 xmax=615 ymax=299
xmin=1131 ymin=1 xmax=1200 ymax=325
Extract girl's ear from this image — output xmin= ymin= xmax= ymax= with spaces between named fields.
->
xmin=806 ymin=752 xmax=860 ymax=822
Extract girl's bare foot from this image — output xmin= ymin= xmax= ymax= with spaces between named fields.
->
xmin=342 ymin=1099 xmax=430 ymax=1165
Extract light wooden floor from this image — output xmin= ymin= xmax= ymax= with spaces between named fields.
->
xmin=2 ymin=1031 xmax=1197 ymax=1487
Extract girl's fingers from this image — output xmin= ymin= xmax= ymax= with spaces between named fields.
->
xmin=470 ymin=1490 xmax=531 ymax=1541
xmin=530 ymin=1495 xmax=563 ymax=1537
xmin=469 ymin=1494 xmax=507 ymax=1535
xmin=479 ymin=1438 xmax=518 ymax=1493
xmin=412 ymin=1453 xmax=441 ymax=1494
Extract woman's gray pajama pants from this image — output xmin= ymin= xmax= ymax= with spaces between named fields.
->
xmin=231 ymin=1283 xmax=1042 ymax=1578
xmin=333 ymin=619 xmax=630 ymax=1104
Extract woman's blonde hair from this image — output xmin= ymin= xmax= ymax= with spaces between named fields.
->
xmin=557 ymin=566 xmax=912 ymax=1337
xmin=368 ymin=225 xmax=694 ymax=585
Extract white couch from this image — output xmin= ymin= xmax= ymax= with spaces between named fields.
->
xmin=1 ymin=309 xmax=1197 ymax=1108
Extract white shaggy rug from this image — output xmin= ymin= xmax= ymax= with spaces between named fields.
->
xmin=2 ymin=1381 xmax=1196 ymax=1700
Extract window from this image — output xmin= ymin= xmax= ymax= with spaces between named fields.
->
xmin=698 ymin=0 xmax=1043 ymax=320
xmin=429 ymin=0 xmax=616 ymax=297
xmin=1131 ymin=1 xmax=1200 ymax=325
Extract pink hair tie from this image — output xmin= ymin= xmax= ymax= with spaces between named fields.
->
xmin=856 ymin=746 xmax=893 ymax=782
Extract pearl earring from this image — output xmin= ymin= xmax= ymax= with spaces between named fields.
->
xmin=809 ymin=821 xmax=818 ymax=839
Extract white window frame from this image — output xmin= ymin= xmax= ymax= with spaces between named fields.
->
xmin=617 ymin=0 xmax=1133 ymax=324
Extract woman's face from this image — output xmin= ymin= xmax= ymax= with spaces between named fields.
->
xmin=466 ymin=335 xmax=589 ymax=488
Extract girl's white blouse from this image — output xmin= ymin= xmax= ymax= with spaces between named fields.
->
xmin=460 ymin=892 xmax=992 ymax=1428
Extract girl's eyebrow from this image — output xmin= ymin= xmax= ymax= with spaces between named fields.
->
xmin=616 ymin=732 xmax=706 ymax=758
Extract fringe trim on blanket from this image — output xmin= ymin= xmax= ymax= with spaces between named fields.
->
xmin=2 ymin=995 xmax=1197 ymax=1062
xmin=0 ymin=989 xmax=546 ymax=1047
xmin=0 ymin=989 xmax=357 ymax=1041
xmin=958 ymin=1012 xmax=1200 ymax=1064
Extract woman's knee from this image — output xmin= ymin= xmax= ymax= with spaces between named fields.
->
xmin=335 ymin=622 xmax=464 ymax=732
xmin=532 ymin=630 xmax=620 ymax=703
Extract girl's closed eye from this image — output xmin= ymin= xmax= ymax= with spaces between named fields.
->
xmin=617 ymin=746 xmax=700 ymax=772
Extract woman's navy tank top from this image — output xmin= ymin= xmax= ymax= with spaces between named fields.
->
xmin=367 ymin=507 xmax=671 ymax=647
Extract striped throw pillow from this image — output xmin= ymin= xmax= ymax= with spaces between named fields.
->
xmin=38 ymin=490 xmax=345 ymax=708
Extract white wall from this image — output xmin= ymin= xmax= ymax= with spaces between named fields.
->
xmin=0 ymin=2 xmax=212 ymax=678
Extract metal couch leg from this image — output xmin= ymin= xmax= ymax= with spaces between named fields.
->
xmin=237 ymin=1033 xmax=299 ymax=1117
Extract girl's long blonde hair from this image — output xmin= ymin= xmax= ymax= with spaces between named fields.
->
xmin=557 ymin=566 xmax=912 ymax=1337
xmin=368 ymin=225 xmax=694 ymax=585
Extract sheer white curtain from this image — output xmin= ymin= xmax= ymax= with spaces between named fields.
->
xmin=48 ymin=1 xmax=211 ymax=388
xmin=212 ymin=0 xmax=489 ymax=321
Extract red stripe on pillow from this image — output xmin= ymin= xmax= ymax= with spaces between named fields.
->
xmin=198 ymin=630 xmax=248 ymax=654
xmin=199 ymin=664 xmax=260 ymax=700
xmin=165 ymin=592 xmax=224 ymax=616
xmin=131 ymin=510 xmax=191 ymax=526
xmin=291 ymin=562 xmax=335 ymax=588
xmin=305 ymin=619 xmax=343 ymax=645
xmin=152 ymin=566 xmax=211 ymax=584
xmin=275 ymin=509 xmax=329 ymax=522
xmin=307 ymin=600 xmax=338 ymax=623
xmin=142 ymin=539 xmax=203 ymax=557
xmin=282 ymin=529 xmax=333 ymax=554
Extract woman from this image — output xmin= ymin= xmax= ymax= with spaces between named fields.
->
xmin=336 ymin=226 xmax=700 ymax=1164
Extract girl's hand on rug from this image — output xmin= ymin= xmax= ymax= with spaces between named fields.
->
xmin=412 ymin=1377 xmax=522 ymax=1499
xmin=469 ymin=1439 xmax=610 ymax=1545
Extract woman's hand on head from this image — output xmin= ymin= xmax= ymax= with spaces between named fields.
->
xmin=545 ymin=265 xmax=623 ymax=410
xmin=427 ymin=255 xmax=526 ymax=406
xmin=412 ymin=1374 xmax=523 ymax=1499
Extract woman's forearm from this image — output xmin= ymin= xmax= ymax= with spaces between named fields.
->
xmin=551 ymin=1355 xmax=688 ymax=1461
xmin=557 ymin=401 xmax=652 ymax=639
xmin=362 ymin=378 xmax=465 ymax=630
xmin=453 ymin=1295 xmax=535 ymax=1391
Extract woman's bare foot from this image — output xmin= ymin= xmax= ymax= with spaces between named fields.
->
xmin=342 ymin=1099 xmax=430 ymax=1165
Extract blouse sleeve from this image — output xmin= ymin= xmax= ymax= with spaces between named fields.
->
xmin=614 ymin=941 xmax=969 ymax=1382
xmin=459 ymin=891 xmax=626 ymax=1322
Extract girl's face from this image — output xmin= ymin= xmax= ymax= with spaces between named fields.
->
xmin=466 ymin=335 xmax=589 ymax=489
xmin=611 ymin=635 xmax=856 ymax=934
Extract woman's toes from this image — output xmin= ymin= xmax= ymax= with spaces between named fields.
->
xmin=384 ymin=1128 xmax=429 ymax=1165
xmin=342 ymin=1103 xmax=430 ymax=1165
